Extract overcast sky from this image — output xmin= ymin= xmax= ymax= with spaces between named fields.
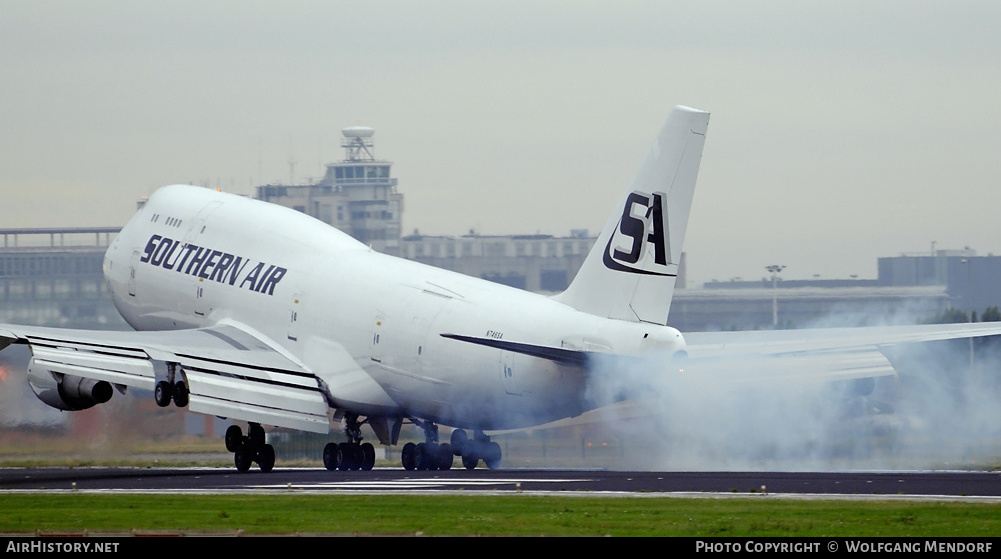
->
xmin=3 ymin=1 xmax=1000 ymax=286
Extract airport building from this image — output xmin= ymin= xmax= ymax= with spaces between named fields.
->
xmin=254 ymin=126 xmax=404 ymax=253
xmin=0 ymin=228 xmax=126 ymax=329
xmin=670 ymin=283 xmax=950 ymax=332
xmin=251 ymin=126 xmax=600 ymax=293
xmin=398 ymin=231 xmax=596 ymax=293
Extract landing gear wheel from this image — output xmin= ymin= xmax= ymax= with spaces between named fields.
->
xmin=323 ymin=442 xmax=340 ymax=471
xmin=415 ymin=443 xmax=429 ymax=471
xmin=225 ymin=425 xmax=243 ymax=453
xmin=234 ymin=447 xmax=253 ymax=473
xmin=336 ymin=443 xmax=355 ymax=471
xmin=172 ymin=381 xmax=189 ymax=407
xmin=154 ymin=381 xmax=172 ymax=408
xmin=437 ymin=443 xmax=453 ymax=470
xmin=258 ymin=444 xmax=275 ymax=472
xmin=361 ymin=442 xmax=376 ymax=471
xmin=450 ymin=429 xmax=468 ymax=456
xmin=248 ymin=423 xmax=266 ymax=448
xmin=401 ymin=442 xmax=416 ymax=471
xmin=462 ymin=454 xmax=479 ymax=470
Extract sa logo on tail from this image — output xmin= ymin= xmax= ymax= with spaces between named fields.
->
xmin=602 ymin=191 xmax=674 ymax=277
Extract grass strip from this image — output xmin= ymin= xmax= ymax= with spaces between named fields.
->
xmin=1 ymin=493 xmax=1000 ymax=537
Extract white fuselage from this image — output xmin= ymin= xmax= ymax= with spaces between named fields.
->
xmin=103 ymin=185 xmax=686 ymax=430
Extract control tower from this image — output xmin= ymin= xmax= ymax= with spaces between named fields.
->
xmin=256 ymin=127 xmax=403 ymax=251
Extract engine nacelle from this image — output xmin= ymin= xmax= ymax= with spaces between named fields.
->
xmin=27 ymin=358 xmax=114 ymax=411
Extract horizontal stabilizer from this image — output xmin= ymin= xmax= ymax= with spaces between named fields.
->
xmin=440 ymin=334 xmax=590 ymax=366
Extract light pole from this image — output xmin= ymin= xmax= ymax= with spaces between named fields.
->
xmin=766 ymin=265 xmax=785 ymax=327
xmin=962 ymin=258 xmax=974 ymax=368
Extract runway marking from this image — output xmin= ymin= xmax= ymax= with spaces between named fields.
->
xmin=249 ymin=478 xmax=585 ymax=490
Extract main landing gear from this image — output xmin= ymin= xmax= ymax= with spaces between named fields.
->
xmin=226 ymin=422 xmax=275 ymax=473
xmin=398 ymin=422 xmax=502 ymax=471
xmin=322 ymin=413 xmax=376 ymax=471
xmin=449 ymin=428 xmax=502 ymax=470
xmin=226 ymin=424 xmax=276 ymax=472
xmin=401 ymin=419 xmax=453 ymax=471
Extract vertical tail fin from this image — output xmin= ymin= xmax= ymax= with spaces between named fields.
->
xmin=556 ymin=106 xmax=709 ymax=325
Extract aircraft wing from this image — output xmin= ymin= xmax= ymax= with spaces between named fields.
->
xmin=443 ymin=322 xmax=1001 ymax=384
xmin=0 ymin=322 xmax=331 ymax=433
xmin=680 ymin=322 xmax=1001 ymax=383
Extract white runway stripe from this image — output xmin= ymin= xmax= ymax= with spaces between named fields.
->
xmin=251 ymin=478 xmax=584 ymax=490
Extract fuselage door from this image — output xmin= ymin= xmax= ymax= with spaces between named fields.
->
xmin=194 ymin=279 xmax=209 ymax=317
xmin=288 ymin=292 xmax=303 ymax=342
xmin=128 ymin=250 xmax=139 ymax=297
xmin=501 ymin=351 xmax=520 ymax=396
xmin=371 ymin=314 xmax=386 ymax=364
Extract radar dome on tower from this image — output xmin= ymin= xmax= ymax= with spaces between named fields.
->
xmin=340 ymin=127 xmax=376 ymax=161
xmin=342 ymin=127 xmax=375 ymax=139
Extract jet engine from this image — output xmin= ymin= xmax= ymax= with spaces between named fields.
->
xmin=27 ymin=358 xmax=114 ymax=411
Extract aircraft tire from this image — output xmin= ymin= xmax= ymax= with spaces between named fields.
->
xmin=172 ymin=381 xmax=189 ymax=407
xmin=258 ymin=444 xmax=275 ymax=472
xmin=154 ymin=381 xmax=172 ymax=408
xmin=248 ymin=423 xmax=266 ymax=448
xmin=450 ymin=429 xmax=467 ymax=456
xmin=461 ymin=454 xmax=478 ymax=470
xmin=415 ymin=442 xmax=429 ymax=470
xmin=234 ymin=447 xmax=253 ymax=473
xmin=323 ymin=442 xmax=339 ymax=471
xmin=336 ymin=443 xmax=354 ymax=471
xmin=437 ymin=443 xmax=453 ymax=470
xmin=350 ymin=444 xmax=363 ymax=470
xmin=401 ymin=442 xmax=416 ymax=470
xmin=361 ymin=442 xmax=375 ymax=471
xmin=225 ymin=425 xmax=243 ymax=453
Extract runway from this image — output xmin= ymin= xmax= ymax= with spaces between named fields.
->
xmin=2 ymin=467 xmax=1000 ymax=500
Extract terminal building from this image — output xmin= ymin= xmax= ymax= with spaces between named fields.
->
xmin=398 ymin=231 xmax=595 ymax=293
xmin=0 ymin=228 xmax=126 ymax=328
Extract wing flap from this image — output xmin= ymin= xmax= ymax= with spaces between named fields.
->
xmin=29 ymin=345 xmax=156 ymax=390
xmin=187 ymin=396 xmax=329 ymax=434
xmin=184 ymin=369 xmax=329 ymax=433
xmin=176 ymin=355 xmax=320 ymax=389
